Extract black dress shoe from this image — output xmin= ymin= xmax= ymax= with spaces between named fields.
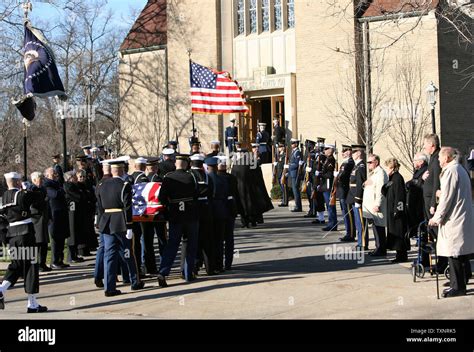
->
xmin=369 ymin=250 xmax=387 ymax=257
xmin=278 ymin=204 xmax=288 ymax=207
xmin=27 ymin=305 xmax=48 ymax=313
xmin=39 ymin=265 xmax=52 ymax=272
xmin=51 ymin=263 xmax=68 ymax=270
xmin=157 ymin=274 xmax=168 ymax=288
xmin=94 ymin=278 xmax=104 ymax=288
xmin=322 ymin=226 xmax=338 ymax=232
xmin=442 ymin=288 xmax=466 ymax=298
xmin=131 ymin=281 xmax=145 ymax=291
xmin=339 ymin=236 xmax=356 ymax=242
xmin=70 ymin=257 xmax=85 ymax=263
xmin=0 ymin=292 xmax=4 ymax=310
xmin=391 ymin=257 xmax=409 ymax=263
xmin=251 ymin=222 xmax=257 ymax=227
xmin=291 ymin=209 xmax=303 ymax=213
xmin=303 ymin=213 xmax=314 ymax=218
xmin=312 ymin=220 xmax=325 ymax=225
xmin=443 ymin=282 xmax=451 ymax=288
xmin=105 ymin=290 xmax=122 ymax=297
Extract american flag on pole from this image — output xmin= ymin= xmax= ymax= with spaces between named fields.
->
xmin=190 ymin=61 xmax=248 ymax=114
xmin=132 ymin=182 xmax=165 ymax=222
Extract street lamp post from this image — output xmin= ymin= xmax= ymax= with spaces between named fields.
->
xmin=426 ymin=82 xmax=438 ymax=134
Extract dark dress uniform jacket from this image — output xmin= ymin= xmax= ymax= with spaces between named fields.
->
xmin=225 ymin=126 xmax=238 ymax=149
xmin=273 ymin=126 xmax=286 ymax=145
xmin=289 ymin=148 xmax=302 ymax=179
xmin=0 ymin=188 xmax=43 ymax=238
xmin=159 ymin=169 xmax=199 ymax=223
xmin=346 ymin=161 xmax=366 ymax=205
xmin=96 ymin=177 xmax=133 ymax=234
xmin=44 ymin=178 xmax=70 ymax=240
xmin=336 ymin=158 xmax=355 ymax=199
xmin=422 ymin=149 xmax=441 ymax=213
xmin=256 ymin=130 xmax=271 ymax=155
xmin=132 ymin=171 xmax=149 ymax=184
xmin=159 ymin=160 xmax=176 ymax=179
xmin=321 ymin=155 xmax=336 ymax=193
xmin=382 ymin=172 xmax=409 ymax=251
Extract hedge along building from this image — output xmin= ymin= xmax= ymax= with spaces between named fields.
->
xmin=119 ymin=0 xmax=473 ymax=175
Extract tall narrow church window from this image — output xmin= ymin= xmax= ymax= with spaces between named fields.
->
xmin=287 ymin=0 xmax=295 ymax=28
xmin=274 ymin=0 xmax=282 ymax=30
xmin=262 ymin=0 xmax=270 ymax=32
xmin=237 ymin=0 xmax=245 ymax=35
xmin=249 ymin=0 xmax=257 ymax=33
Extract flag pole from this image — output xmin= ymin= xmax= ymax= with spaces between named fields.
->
xmin=188 ymin=48 xmax=196 ymax=141
xmin=21 ymin=1 xmax=31 ymax=181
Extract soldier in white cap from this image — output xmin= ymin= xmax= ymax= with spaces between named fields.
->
xmin=0 ymin=172 xmax=47 ymax=313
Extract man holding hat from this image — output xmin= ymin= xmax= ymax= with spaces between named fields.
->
xmin=96 ymin=158 xmax=145 ymax=296
xmin=157 ymin=154 xmax=200 ymax=287
xmin=256 ymin=122 xmax=272 ymax=164
xmin=52 ymin=154 xmax=64 ymax=184
xmin=225 ymin=117 xmax=238 ymax=154
xmin=0 ymin=172 xmax=47 ymax=313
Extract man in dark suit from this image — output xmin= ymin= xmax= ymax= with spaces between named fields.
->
xmin=422 ymin=133 xmax=447 ymax=271
xmin=406 ymin=153 xmax=428 ymax=236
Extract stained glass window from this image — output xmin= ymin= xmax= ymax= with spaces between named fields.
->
xmin=262 ymin=0 xmax=270 ymax=32
xmin=237 ymin=0 xmax=245 ymax=35
xmin=249 ymin=0 xmax=257 ymax=33
xmin=287 ymin=0 xmax=295 ymax=28
xmin=274 ymin=0 xmax=282 ymax=30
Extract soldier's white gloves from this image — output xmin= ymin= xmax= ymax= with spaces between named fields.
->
xmin=298 ymin=161 xmax=304 ymax=166
xmin=354 ymin=203 xmax=361 ymax=208
xmin=314 ymin=171 xmax=320 ymax=176
xmin=126 ymin=229 xmax=133 ymax=240
xmin=284 ymin=165 xmax=289 ymax=169
xmin=274 ymin=162 xmax=278 ymax=166
xmin=306 ymin=167 xmax=312 ymax=172
xmin=334 ymin=171 xmax=339 ymax=177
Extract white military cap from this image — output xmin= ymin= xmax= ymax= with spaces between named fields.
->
xmin=190 ymin=154 xmax=205 ymax=162
xmin=162 ymin=148 xmax=175 ymax=156
xmin=4 ymin=172 xmax=21 ymax=180
xmin=210 ymin=140 xmax=221 ymax=145
xmin=251 ymin=143 xmax=259 ymax=147
xmin=230 ymin=116 xmax=236 ymax=122
xmin=135 ymin=157 xmax=147 ymax=164
xmin=324 ymin=144 xmax=336 ymax=149
xmin=258 ymin=122 xmax=266 ymax=126
xmin=217 ymin=156 xmax=228 ymax=165
xmin=290 ymin=138 xmax=300 ymax=144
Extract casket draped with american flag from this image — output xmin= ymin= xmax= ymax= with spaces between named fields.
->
xmin=132 ymin=182 xmax=166 ymax=222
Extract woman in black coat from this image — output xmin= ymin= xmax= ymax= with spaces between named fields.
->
xmin=382 ymin=158 xmax=409 ymax=263
xmin=64 ymin=171 xmax=86 ymax=263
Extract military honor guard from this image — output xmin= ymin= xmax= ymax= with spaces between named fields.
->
xmin=256 ymin=122 xmax=272 ymax=164
xmin=302 ymin=140 xmax=316 ymax=218
xmin=95 ymin=158 xmax=145 ymax=296
xmin=338 ymin=145 xmax=356 ymax=242
xmin=288 ymin=138 xmax=303 ymax=212
xmin=275 ymin=143 xmax=289 ymax=207
xmin=0 ymin=172 xmax=46 ymax=313
xmin=225 ymin=117 xmax=238 ymax=154
xmin=321 ymin=144 xmax=338 ymax=232
xmin=310 ymin=138 xmax=327 ymax=224
xmin=157 ymin=154 xmax=200 ymax=287
xmin=346 ymin=145 xmax=368 ymax=250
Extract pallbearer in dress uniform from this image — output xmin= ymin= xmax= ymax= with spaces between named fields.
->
xmin=225 ymin=117 xmax=238 ymax=154
xmin=96 ymin=159 xmax=145 ymax=296
xmin=207 ymin=141 xmax=221 ymax=158
xmin=338 ymin=145 xmax=356 ymax=242
xmin=272 ymin=117 xmax=286 ymax=151
xmin=302 ymin=140 xmax=316 ymax=218
xmin=130 ymin=157 xmax=148 ymax=277
xmin=159 ymin=149 xmax=176 ymax=179
xmin=346 ymin=145 xmax=368 ymax=250
xmin=157 ymin=154 xmax=200 ymax=287
xmin=188 ymin=153 xmax=214 ymax=276
xmin=256 ymin=122 xmax=272 ymax=164
xmin=190 ymin=137 xmax=201 ymax=155
xmin=0 ymin=172 xmax=46 ymax=313
xmin=276 ymin=143 xmax=289 ymax=207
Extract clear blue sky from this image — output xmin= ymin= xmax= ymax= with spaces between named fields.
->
xmin=29 ymin=0 xmax=148 ymax=30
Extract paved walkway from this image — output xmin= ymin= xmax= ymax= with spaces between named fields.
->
xmin=1 ymin=204 xmax=473 ymax=319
